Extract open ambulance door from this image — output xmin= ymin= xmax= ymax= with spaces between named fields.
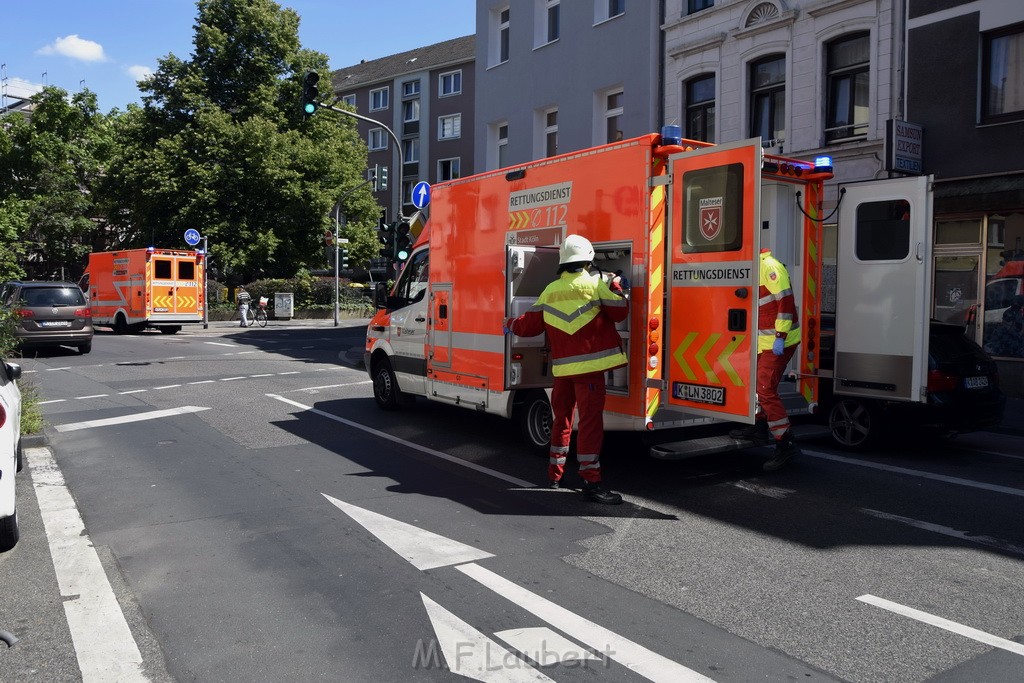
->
xmin=506 ymin=245 xmax=560 ymax=389
xmin=834 ymin=176 xmax=933 ymax=403
xmin=664 ymin=139 xmax=762 ymax=422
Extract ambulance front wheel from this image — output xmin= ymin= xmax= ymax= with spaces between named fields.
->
xmin=372 ymin=357 xmax=412 ymax=410
xmin=514 ymin=391 xmax=552 ymax=455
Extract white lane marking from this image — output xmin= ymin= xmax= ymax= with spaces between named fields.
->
xmin=862 ymin=509 xmax=1024 ymax=556
xmin=237 ymin=350 xmax=257 ymax=355
xmin=730 ymin=481 xmax=793 ymax=499
xmin=119 ymin=389 xmax=148 ymax=395
xmin=458 ymin=563 xmax=716 ymax=683
xmin=420 ymin=594 xmax=554 ymax=682
xmin=323 ymin=495 xmax=494 ymax=570
xmin=27 ymin=447 xmax=148 ymax=681
xmin=806 ymin=450 xmax=1024 ymax=498
xmin=204 ymin=341 xmax=236 ymax=347
xmin=220 ymin=376 xmax=246 ymax=381
xmin=286 ymin=381 xmax=371 ymax=393
xmin=272 ymin=393 xmax=533 ymax=487
xmin=77 ymin=394 xmax=109 ymax=400
xmin=494 ymin=627 xmax=602 ymax=665
xmin=857 ymin=594 xmax=1024 ymax=656
xmin=188 ymin=380 xmax=215 ymax=385
xmin=249 ymin=373 xmax=274 ymax=378
xmin=166 ymin=356 xmax=186 ymax=360
xmin=55 ymin=406 xmax=210 ymax=432
xmin=152 ymin=385 xmax=181 ymax=390
xmin=47 ymin=366 xmax=73 ymax=371
xmin=277 ymin=371 xmax=300 ymax=375
xmin=40 ymin=399 xmax=67 ymax=405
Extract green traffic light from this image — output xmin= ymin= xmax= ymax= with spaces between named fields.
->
xmin=304 ymin=102 xmax=316 ymax=115
xmin=397 ymin=250 xmax=409 ymax=261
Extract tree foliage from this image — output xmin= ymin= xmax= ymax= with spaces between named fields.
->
xmin=103 ymin=0 xmax=380 ymax=283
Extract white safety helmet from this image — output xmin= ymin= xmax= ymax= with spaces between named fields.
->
xmin=558 ymin=234 xmax=595 ymax=265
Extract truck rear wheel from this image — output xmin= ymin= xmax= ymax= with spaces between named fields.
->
xmin=514 ymin=391 xmax=552 ymax=455
xmin=114 ymin=313 xmax=128 ymax=334
xmin=159 ymin=326 xmax=181 ymax=334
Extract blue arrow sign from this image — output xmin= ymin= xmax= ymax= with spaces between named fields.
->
xmin=184 ymin=229 xmax=201 ymax=246
xmin=412 ymin=181 xmax=431 ymax=210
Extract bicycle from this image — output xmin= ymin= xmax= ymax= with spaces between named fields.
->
xmin=246 ymin=298 xmax=268 ymax=327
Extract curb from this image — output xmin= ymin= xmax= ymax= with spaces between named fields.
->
xmin=22 ymin=433 xmax=50 ymax=449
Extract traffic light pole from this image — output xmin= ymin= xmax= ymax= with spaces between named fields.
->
xmin=332 ymin=178 xmax=374 ymax=326
xmin=322 ymin=102 xmax=404 ymax=221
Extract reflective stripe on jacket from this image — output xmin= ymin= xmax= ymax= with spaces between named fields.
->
xmin=757 ymin=250 xmax=800 ymax=353
xmin=508 ymin=270 xmax=628 ymax=377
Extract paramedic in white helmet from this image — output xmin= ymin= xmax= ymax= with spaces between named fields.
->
xmin=504 ymin=234 xmax=628 ymax=505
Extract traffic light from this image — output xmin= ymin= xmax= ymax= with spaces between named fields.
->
xmin=394 ymin=219 xmax=412 ymax=262
xmin=378 ymin=165 xmax=389 ymax=191
xmin=340 ymin=248 xmax=350 ymax=270
xmin=378 ymin=220 xmax=393 ymax=259
xmin=300 ymin=70 xmax=320 ymax=117
xmin=370 ymin=165 xmax=380 ymax=191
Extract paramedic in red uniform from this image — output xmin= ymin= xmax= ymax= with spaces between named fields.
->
xmin=505 ymin=235 xmax=628 ymax=504
xmin=730 ymin=248 xmax=801 ymax=471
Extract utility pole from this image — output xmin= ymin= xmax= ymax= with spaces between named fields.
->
xmin=332 ymin=178 xmax=374 ymax=326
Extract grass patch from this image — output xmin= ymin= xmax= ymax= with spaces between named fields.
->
xmin=19 ymin=377 xmax=45 ymax=434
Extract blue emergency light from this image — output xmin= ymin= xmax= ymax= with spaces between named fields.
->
xmin=660 ymin=125 xmax=682 ymax=146
xmin=814 ymin=155 xmax=833 ymax=172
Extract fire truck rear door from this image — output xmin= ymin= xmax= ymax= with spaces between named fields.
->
xmin=834 ymin=176 xmax=933 ymax=403
xmin=664 ymin=139 xmax=762 ymax=421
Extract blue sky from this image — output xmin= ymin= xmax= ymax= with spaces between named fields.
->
xmin=3 ymin=0 xmax=476 ymax=113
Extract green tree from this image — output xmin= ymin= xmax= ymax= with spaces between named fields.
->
xmin=103 ymin=0 xmax=379 ymax=282
xmin=0 ymin=88 xmax=114 ymax=280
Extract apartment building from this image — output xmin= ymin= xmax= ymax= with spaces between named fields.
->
xmin=330 ymin=36 xmax=475 ymax=221
xmin=907 ymin=0 xmax=1024 ymax=378
xmin=473 ymin=0 xmax=662 ymax=171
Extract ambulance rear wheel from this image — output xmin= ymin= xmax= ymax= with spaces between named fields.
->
xmin=114 ymin=314 xmax=128 ymax=334
xmin=159 ymin=326 xmax=181 ymax=334
xmin=514 ymin=391 xmax=552 ymax=455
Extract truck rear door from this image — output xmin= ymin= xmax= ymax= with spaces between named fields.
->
xmin=664 ymin=139 xmax=762 ymax=421
xmin=150 ymin=254 xmax=200 ymax=316
xmin=834 ymin=176 xmax=932 ymax=403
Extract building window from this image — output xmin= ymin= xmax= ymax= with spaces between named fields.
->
xmin=545 ymin=108 xmax=558 ymax=157
xmin=492 ymin=7 xmax=511 ymax=66
xmin=439 ymin=113 xmax=462 ymax=140
xmin=605 ymin=89 xmax=624 ymax=143
xmin=369 ymin=128 xmax=387 ymax=151
xmin=685 ymin=75 xmax=715 ymax=142
xmin=825 ymin=32 xmax=869 ymax=142
xmin=543 ymin=0 xmax=560 ymax=44
xmin=438 ymin=157 xmax=461 ymax=181
xmin=594 ymin=0 xmax=625 ymax=23
xmin=497 ymin=123 xmax=509 ymax=168
xmin=341 ymin=94 xmax=356 ymax=108
xmin=750 ymin=55 xmax=785 ymax=144
xmin=982 ymin=23 xmax=1024 ymax=123
xmin=402 ymin=80 xmax=420 ymax=97
xmin=439 ymin=70 xmax=462 ymax=97
xmin=403 ymin=99 xmax=420 ymax=122
xmin=403 ymin=138 xmax=419 ymax=163
xmin=370 ymin=86 xmax=389 ymax=111
xmin=609 ymin=0 xmax=625 ymax=18
xmin=688 ymin=0 xmax=713 ymax=14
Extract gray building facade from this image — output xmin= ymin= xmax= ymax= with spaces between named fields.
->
xmin=473 ymin=0 xmax=662 ymax=171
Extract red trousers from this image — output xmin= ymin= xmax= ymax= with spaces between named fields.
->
xmin=755 ymin=344 xmax=797 ymax=441
xmin=548 ymin=372 xmax=607 ymax=484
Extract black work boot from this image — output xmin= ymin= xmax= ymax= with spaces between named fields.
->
xmin=729 ymin=420 xmax=771 ymax=446
xmin=581 ymin=482 xmax=623 ymax=505
xmin=763 ymin=431 xmax=800 ymax=472
xmin=549 ymin=480 xmax=561 ymax=489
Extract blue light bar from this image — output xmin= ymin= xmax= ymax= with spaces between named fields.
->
xmin=660 ymin=125 xmax=682 ymax=146
xmin=814 ymin=155 xmax=833 ymax=169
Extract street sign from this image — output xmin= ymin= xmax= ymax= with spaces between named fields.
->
xmin=184 ymin=229 xmax=201 ymax=246
xmin=324 ymin=231 xmax=334 ymax=245
xmin=412 ymin=181 xmax=431 ymax=209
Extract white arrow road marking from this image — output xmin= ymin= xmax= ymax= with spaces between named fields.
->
xmin=273 ymin=394 xmax=534 ymax=487
xmin=494 ymin=627 xmax=602 ymax=667
xmin=322 ymin=494 xmax=494 ymax=569
xmin=421 ymin=594 xmax=554 ymax=682
xmin=325 ymin=497 xmax=716 ymax=683
xmin=28 ymin=447 xmax=148 ymax=682
xmin=458 ymin=563 xmax=715 ymax=683
xmin=857 ymin=595 xmax=1024 ymax=656
xmin=54 ymin=406 xmax=210 ymax=432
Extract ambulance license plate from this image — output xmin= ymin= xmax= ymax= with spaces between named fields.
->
xmin=673 ymin=382 xmax=725 ymax=405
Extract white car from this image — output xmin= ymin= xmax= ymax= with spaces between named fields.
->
xmin=0 ymin=359 xmax=23 ymax=552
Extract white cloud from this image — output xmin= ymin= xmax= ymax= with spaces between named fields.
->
xmin=127 ymin=65 xmax=153 ymax=82
xmin=37 ymin=35 xmax=107 ymax=62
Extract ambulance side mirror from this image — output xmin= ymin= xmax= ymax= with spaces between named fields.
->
xmin=373 ymin=282 xmax=388 ymax=310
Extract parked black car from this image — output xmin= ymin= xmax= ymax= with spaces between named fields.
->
xmin=819 ymin=318 xmax=1005 ymax=449
xmin=1 ymin=281 xmax=94 ymax=354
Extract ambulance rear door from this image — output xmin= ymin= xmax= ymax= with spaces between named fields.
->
xmin=149 ymin=253 xmax=200 ymax=317
xmin=664 ymin=139 xmax=762 ymax=421
xmin=834 ymin=176 xmax=932 ymax=403
xmin=505 ymin=245 xmax=560 ymax=389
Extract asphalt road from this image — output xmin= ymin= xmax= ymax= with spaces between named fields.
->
xmin=1 ymin=320 xmax=1022 ymax=682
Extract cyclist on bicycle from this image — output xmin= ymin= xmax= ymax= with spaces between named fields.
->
xmin=237 ymin=286 xmax=251 ymax=328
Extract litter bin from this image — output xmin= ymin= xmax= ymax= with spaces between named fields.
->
xmin=274 ymin=292 xmax=294 ymax=320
